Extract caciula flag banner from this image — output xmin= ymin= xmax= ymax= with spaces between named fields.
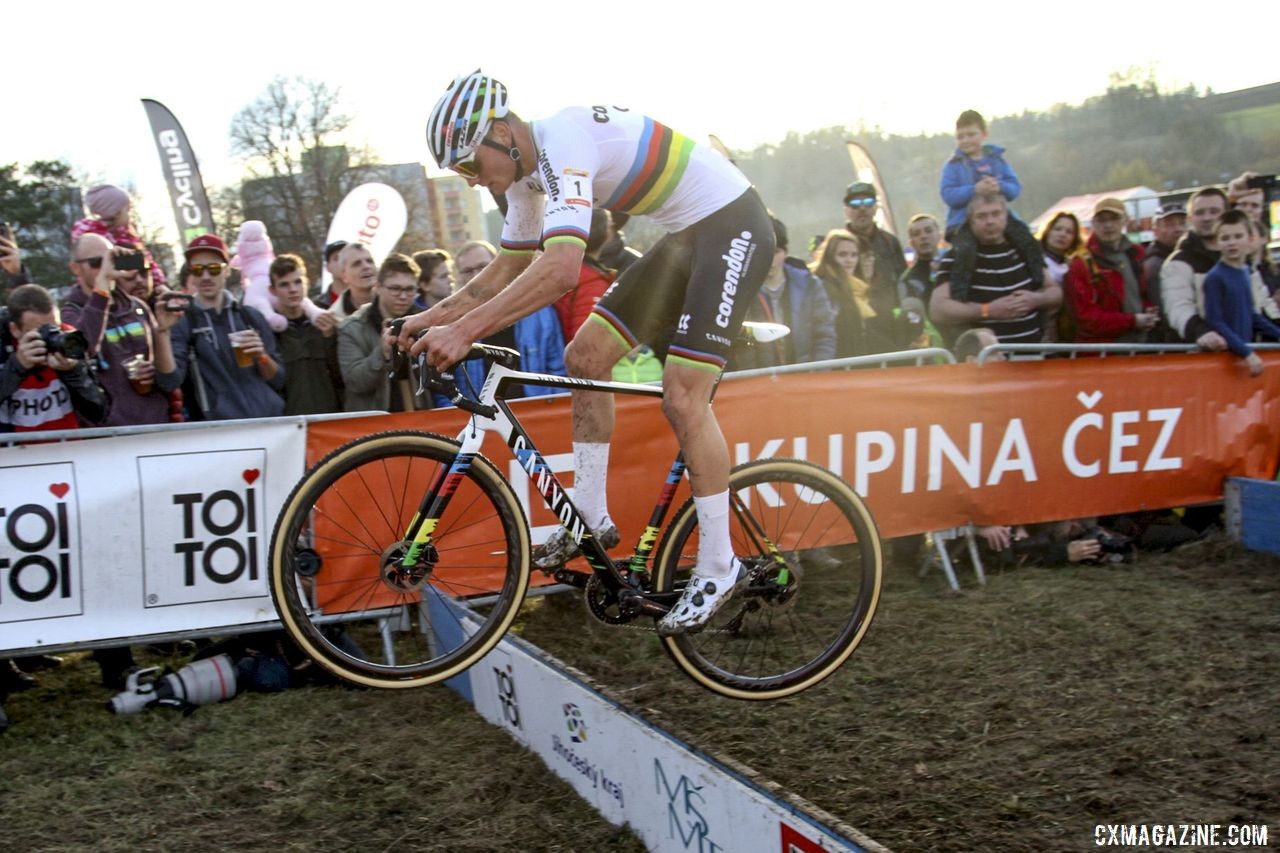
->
xmin=141 ymin=99 xmax=214 ymax=250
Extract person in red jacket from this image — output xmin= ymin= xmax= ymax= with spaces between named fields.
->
xmin=1063 ymin=198 xmax=1159 ymax=344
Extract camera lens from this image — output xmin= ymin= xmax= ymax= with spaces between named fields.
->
xmin=59 ymin=331 xmax=89 ymax=360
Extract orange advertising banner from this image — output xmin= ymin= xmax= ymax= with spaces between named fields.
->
xmin=305 ymin=352 xmax=1280 ymax=551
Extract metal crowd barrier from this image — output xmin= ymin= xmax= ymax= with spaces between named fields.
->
xmin=0 ymin=411 xmax=385 ymax=447
xmin=976 ymin=341 xmax=1280 ymax=364
xmin=725 ymin=347 xmax=956 ymax=382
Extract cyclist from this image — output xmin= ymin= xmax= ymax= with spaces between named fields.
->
xmin=397 ymin=70 xmax=774 ymax=635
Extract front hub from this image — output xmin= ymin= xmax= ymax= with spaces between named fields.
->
xmin=380 ymin=542 xmax=436 ymax=594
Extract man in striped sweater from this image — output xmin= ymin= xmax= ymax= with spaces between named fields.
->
xmin=929 ymin=193 xmax=1061 ymax=348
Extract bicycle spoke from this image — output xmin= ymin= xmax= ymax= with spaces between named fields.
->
xmin=656 ymin=460 xmax=882 ymax=698
xmin=270 ymin=432 xmax=529 ymax=688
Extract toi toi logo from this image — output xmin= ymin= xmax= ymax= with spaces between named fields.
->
xmin=0 ymin=463 xmax=82 ymax=622
xmin=140 ymin=453 xmax=267 ymax=608
xmin=0 ymin=486 xmax=74 ymax=604
xmin=172 ymin=482 xmax=260 ymax=587
xmin=494 ymin=664 xmax=521 ymax=729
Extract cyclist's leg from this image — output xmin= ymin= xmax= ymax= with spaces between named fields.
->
xmin=655 ymin=189 xmax=774 ymax=632
xmin=568 ymin=232 xmax=696 ymax=519
xmin=660 ymin=361 xmax=738 ymax=593
xmin=564 ymin=320 xmax=628 ymax=529
xmin=532 ymin=238 xmax=693 ymax=567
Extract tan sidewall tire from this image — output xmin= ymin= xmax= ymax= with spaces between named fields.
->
xmin=269 ymin=431 xmax=530 ymax=688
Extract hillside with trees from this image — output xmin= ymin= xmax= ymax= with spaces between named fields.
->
xmin=672 ymin=71 xmax=1280 ymax=254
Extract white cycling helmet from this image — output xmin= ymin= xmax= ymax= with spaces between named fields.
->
xmin=426 ymin=69 xmax=510 ymax=170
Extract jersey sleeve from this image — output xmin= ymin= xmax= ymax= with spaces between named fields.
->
xmin=534 ymin=120 xmax=599 ymax=250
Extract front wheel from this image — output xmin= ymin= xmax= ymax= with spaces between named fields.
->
xmin=652 ymin=458 xmax=882 ymax=700
xmin=269 ymin=431 xmax=530 ymax=688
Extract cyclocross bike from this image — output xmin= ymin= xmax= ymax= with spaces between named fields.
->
xmin=269 ymin=322 xmax=882 ymax=701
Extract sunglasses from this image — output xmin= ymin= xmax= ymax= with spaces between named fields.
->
xmin=450 ymin=136 xmax=511 ymax=179
xmin=75 ymin=256 xmax=104 ymax=269
xmin=190 ymin=262 xmax=225 ymax=276
xmin=844 ymin=197 xmax=877 ymax=208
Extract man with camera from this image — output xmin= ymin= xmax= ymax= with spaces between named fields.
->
xmin=1 ymin=283 xmax=108 ymax=432
xmin=61 ymin=233 xmax=184 ymax=426
xmin=0 ymin=282 xmax=109 ymax=728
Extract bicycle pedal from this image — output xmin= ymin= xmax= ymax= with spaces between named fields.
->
xmin=551 ymin=568 xmax=590 ymax=588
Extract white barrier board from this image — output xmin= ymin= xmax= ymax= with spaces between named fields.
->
xmin=0 ymin=421 xmax=306 ymax=651
xmin=435 ymin=599 xmax=881 ymax=853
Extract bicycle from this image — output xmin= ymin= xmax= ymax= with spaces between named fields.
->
xmin=268 ymin=322 xmax=883 ymax=701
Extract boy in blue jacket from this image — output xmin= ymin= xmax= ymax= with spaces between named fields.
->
xmin=940 ymin=109 xmax=1022 ymax=235
xmin=1203 ymin=210 xmax=1280 ymax=377
xmin=936 ymin=111 xmax=1041 ymax=312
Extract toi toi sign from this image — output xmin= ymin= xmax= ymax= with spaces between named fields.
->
xmin=140 ymin=449 xmax=269 ymax=607
xmin=0 ymin=463 xmax=82 ymax=623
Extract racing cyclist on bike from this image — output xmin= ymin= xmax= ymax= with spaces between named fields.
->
xmin=397 ymin=70 xmax=774 ymax=635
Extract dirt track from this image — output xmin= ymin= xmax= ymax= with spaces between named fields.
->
xmin=2 ymin=536 xmax=1274 ymax=852
xmin=515 ymin=535 xmax=1280 ymax=851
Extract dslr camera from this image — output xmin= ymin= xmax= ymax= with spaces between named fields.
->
xmin=107 ymin=654 xmax=237 ymax=715
xmin=37 ymin=324 xmax=89 ymax=360
xmin=1081 ymin=526 xmax=1135 ymax=565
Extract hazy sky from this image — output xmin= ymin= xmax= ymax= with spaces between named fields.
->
xmin=8 ymin=0 xmax=1276 ymax=241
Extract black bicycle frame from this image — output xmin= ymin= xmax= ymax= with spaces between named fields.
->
xmin=395 ymin=358 xmax=684 ymax=596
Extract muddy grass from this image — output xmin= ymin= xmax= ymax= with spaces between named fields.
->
xmin=512 ymin=535 xmax=1279 ymax=852
xmin=2 ymin=537 xmax=1275 ymax=852
xmin=0 ymin=649 xmax=645 ymax=852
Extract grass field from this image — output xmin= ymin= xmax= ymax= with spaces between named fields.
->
xmin=2 ymin=535 xmax=1276 ymax=852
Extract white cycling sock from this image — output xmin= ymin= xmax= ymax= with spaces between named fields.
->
xmin=693 ymin=490 xmax=733 ymax=579
xmin=572 ymin=441 xmax=612 ymax=530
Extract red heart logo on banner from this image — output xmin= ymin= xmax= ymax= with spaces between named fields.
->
xmin=243 ymin=469 xmax=260 ymax=485
xmin=49 ymin=483 xmax=70 ymax=498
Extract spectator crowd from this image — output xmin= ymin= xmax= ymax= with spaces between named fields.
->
xmin=1 ymin=109 xmax=1277 ymax=731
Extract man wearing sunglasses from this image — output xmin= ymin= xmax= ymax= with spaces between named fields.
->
xmin=398 ymin=69 xmax=775 ymax=635
xmin=842 ymin=182 xmax=907 ymax=319
xmin=62 ymin=232 xmax=182 ymax=426
xmin=161 ymin=233 xmax=286 ymax=421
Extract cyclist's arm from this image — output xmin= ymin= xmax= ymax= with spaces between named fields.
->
xmin=404 ymin=251 xmax=532 ymax=330
xmin=407 ymin=243 xmax=583 ymax=364
xmin=455 ymin=243 xmax=584 ymax=341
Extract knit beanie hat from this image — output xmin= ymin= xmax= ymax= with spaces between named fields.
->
xmin=85 ymin=185 xmax=130 ymax=219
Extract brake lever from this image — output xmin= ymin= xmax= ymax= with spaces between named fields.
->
xmin=385 ymin=319 xmax=498 ymax=418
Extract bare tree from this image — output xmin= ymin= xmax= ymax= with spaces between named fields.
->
xmin=208 ymin=184 xmax=245 ymax=247
xmin=230 ymin=77 xmax=380 ymax=262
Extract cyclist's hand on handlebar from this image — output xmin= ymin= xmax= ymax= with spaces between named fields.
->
xmin=413 ymin=322 xmax=476 ymax=370
xmin=393 ymin=310 xmax=432 ymax=353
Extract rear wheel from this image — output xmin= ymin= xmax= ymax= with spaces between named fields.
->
xmin=652 ymin=458 xmax=882 ymax=700
xmin=269 ymin=431 xmax=529 ymax=688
